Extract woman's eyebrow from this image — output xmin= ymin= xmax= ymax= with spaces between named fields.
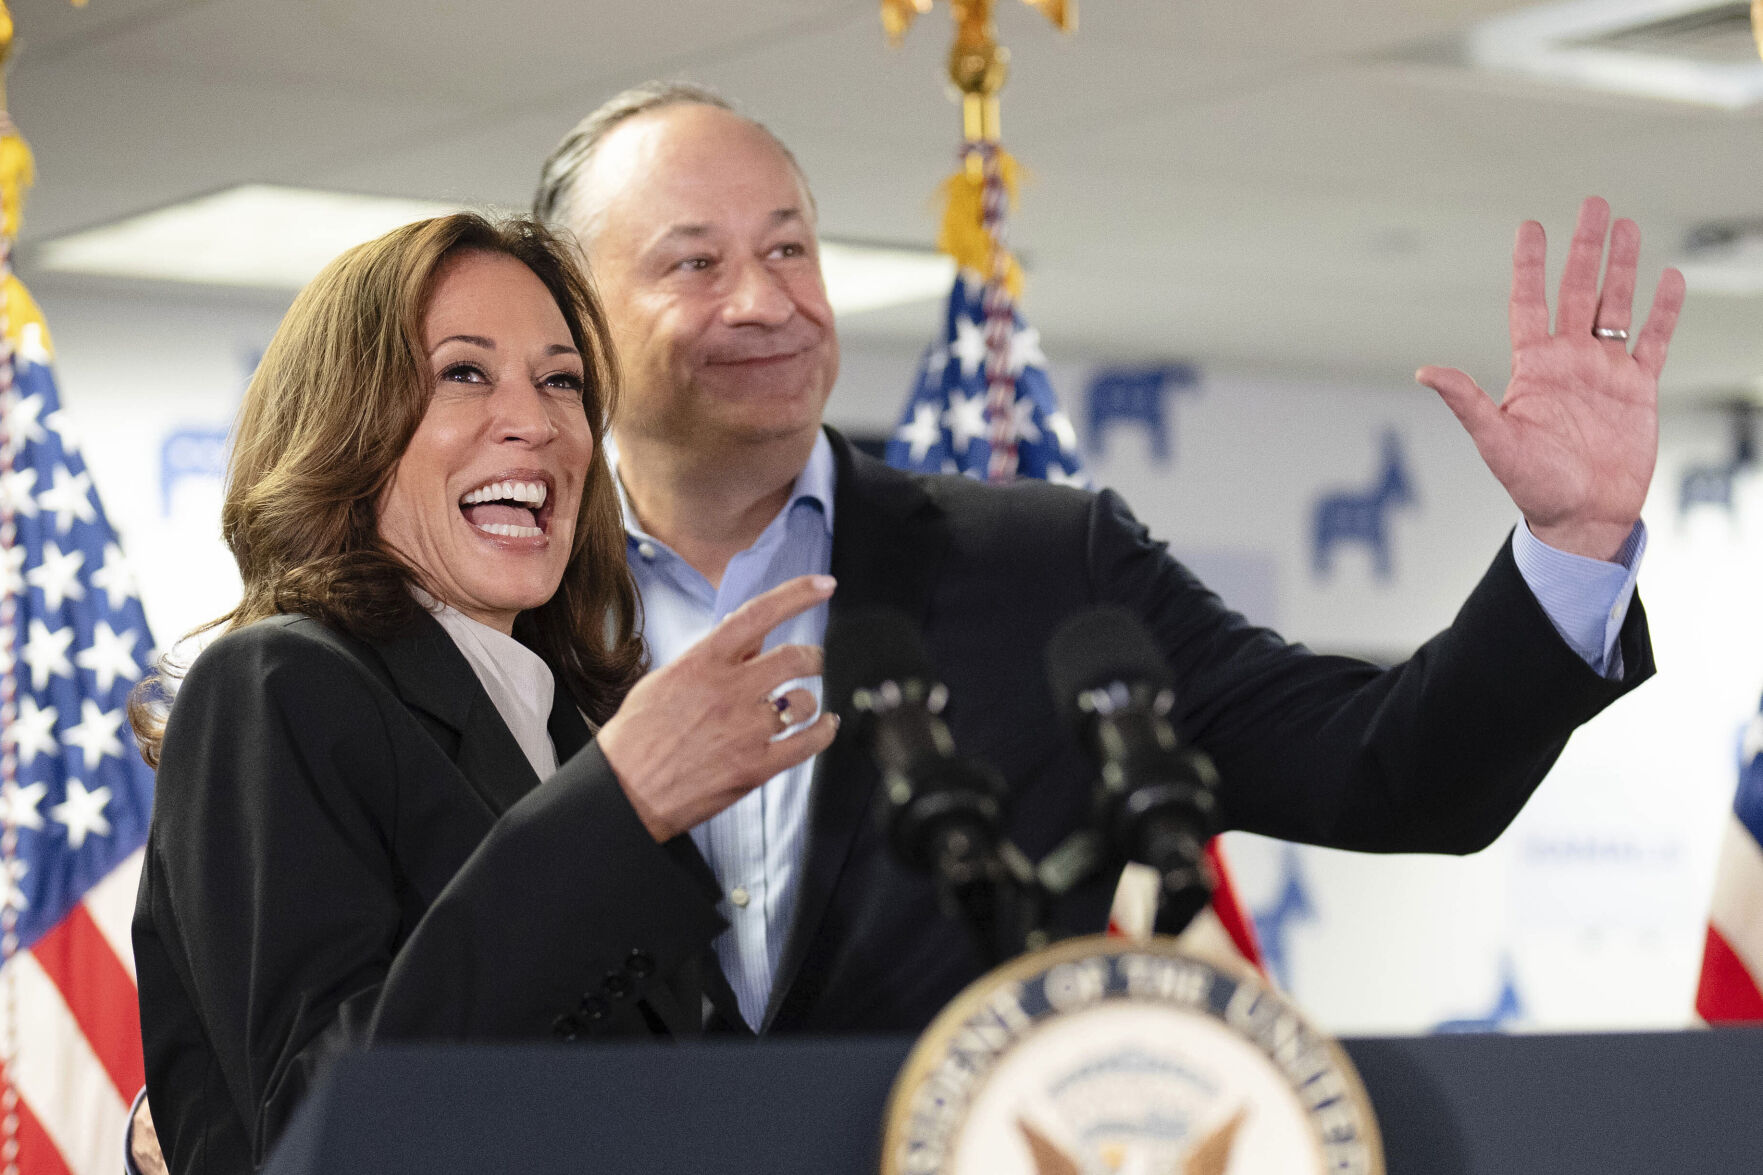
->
xmin=428 ymin=337 xmax=579 ymax=358
xmin=429 ymin=333 xmax=495 ymax=353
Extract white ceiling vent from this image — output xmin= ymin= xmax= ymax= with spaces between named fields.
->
xmin=1442 ymin=1 xmax=1763 ymax=108
xmin=1573 ymin=2 xmax=1757 ymax=63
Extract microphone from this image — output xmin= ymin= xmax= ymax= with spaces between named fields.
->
xmin=1045 ymin=606 xmax=1221 ymax=936
xmin=826 ymin=607 xmax=1028 ymax=962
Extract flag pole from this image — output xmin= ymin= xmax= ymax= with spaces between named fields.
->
xmin=0 ymin=0 xmax=25 ymax=1161
xmin=2 ymin=6 xmax=178 ymax=1169
xmin=883 ymin=0 xmax=1073 ymax=482
xmin=878 ymin=2 xmax=1271 ymax=978
xmin=0 ymin=3 xmax=66 ymax=1166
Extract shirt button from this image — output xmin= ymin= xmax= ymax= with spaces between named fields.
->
xmin=1609 ymin=604 xmax=1622 ymax=621
xmin=637 ymin=541 xmax=657 ymax=560
xmin=730 ymin=886 xmax=751 ymax=908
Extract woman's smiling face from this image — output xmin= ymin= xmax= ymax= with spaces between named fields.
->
xmin=376 ymin=249 xmax=594 ymax=633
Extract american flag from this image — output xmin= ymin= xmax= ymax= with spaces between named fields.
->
xmin=1695 ymin=699 xmax=1763 ymax=1022
xmin=0 ymin=280 xmax=156 ymax=1171
xmin=886 ymin=264 xmax=1264 ymax=972
xmin=886 ymin=271 xmax=1085 ymax=485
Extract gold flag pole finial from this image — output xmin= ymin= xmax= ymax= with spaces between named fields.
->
xmin=0 ymin=1 xmax=14 ymax=105
xmin=1754 ymin=0 xmax=1762 ymax=62
xmin=881 ymin=0 xmax=1076 ymax=294
xmin=883 ymin=0 xmax=1074 ymax=144
xmin=881 ymin=0 xmax=1074 ymax=482
xmin=0 ymin=0 xmax=35 ymax=242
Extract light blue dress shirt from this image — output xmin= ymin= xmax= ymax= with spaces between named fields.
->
xmin=613 ymin=431 xmax=1642 ymax=1029
xmin=614 ymin=434 xmax=834 ymax=1030
xmin=1510 ymin=519 xmax=1645 ymax=678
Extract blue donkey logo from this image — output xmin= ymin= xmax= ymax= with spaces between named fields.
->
xmin=1251 ymin=844 xmax=1319 ymax=993
xmin=1433 ymin=956 xmax=1526 ymax=1034
xmin=1678 ymin=403 xmax=1755 ymax=518
xmin=1313 ymin=432 xmax=1416 ymax=581
xmin=1084 ymin=363 xmax=1197 ymax=463
xmin=1679 ymin=463 xmax=1738 ymax=515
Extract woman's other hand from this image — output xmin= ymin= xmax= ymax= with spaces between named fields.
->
xmin=598 ymin=574 xmax=838 ymax=841
xmin=128 ymin=1094 xmax=169 ymax=1175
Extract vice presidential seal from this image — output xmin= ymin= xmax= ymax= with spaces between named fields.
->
xmin=880 ymin=935 xmax=1382 ymax=1175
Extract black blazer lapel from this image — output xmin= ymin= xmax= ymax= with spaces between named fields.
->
xmin=370 ymin=613 xmax=542 ymax=817
xmin=370 ymin=615 xmax=727 ymax=1041
xmin=545 ymin=678 xmax=592 ymax=763
xmin=762 ymin=427 xmax=950 ymax=1029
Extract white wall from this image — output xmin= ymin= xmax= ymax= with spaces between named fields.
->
xmin=33 ymin=287 xmax=285 ymax=652
xmin=36 ymin=283 xmax=1759 ymax=1036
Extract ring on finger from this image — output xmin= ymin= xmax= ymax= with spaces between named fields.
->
xmin=769 ymin=694 xmax=794 ymax=731
xmin=1594 ymin=326 xmax=1630 ymax=341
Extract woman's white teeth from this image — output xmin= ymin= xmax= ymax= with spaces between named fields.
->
xmin=460 ymin=480 xmax=547 ymax=506
xmin=476 ymin=522 xmax=543 ymax=538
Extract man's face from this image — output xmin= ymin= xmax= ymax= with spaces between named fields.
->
xmin=573 ymin=105 xmax=839 ymax=454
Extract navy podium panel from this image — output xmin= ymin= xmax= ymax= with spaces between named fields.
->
xmin=265 ymin=1029 xmax=1763 ymax=1174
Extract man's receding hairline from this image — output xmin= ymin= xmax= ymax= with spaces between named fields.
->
xmin=584 ymin=103 xmax=813 ymax=209
xmin=534 ymin=82 xmax=816 ymax=250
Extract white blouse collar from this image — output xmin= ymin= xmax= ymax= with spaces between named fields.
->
xmin=413 ymin=590 xmax=558 ymax=780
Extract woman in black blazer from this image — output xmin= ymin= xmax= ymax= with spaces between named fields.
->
xmin=131 ymin=213 xmax=836 ymax=1173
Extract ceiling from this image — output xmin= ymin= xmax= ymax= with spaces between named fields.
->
xmin=8 ymin=0 xmax=1763 ymax=402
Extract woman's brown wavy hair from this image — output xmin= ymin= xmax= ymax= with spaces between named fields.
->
xmin=130 ymin=213 xmax=644 ymax=764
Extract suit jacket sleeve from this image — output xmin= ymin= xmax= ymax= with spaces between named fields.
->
xmin=1084 ymin=488 xmax=1653 ymax=853
xmin=135 ymin=622 xmax=724 ymax=1167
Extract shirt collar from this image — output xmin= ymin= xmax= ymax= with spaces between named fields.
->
xmin=607 ymin=430 xmax=836 ymax=543
xmin=409 ymin=588 xmax=555 ymax=707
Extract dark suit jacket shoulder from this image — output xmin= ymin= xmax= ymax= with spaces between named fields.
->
xmin=768 ymin=430 xmax=1652 ymax=1033
xmin=134 ymin=613 xmax=726 ymax=1173
xmin=840 ymin=435 xmax=1651 ymax=852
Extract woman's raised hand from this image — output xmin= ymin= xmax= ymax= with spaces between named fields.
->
xmin=597 ymin=574 xmax=838 ymax=842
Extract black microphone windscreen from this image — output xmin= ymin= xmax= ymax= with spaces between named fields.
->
xmin=824 ymin=606 xmax=937 ymax=715
xmin=1044 ymin=606 xmax=1174 ymax=729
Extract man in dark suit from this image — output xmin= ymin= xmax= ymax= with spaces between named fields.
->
xmin=530 ymin=83 xmax=1684 ymax=1034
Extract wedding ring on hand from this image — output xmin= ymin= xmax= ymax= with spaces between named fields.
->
xmin=1594 ymin=326 xmax=1630 ymax=341
xmin=770 ymin=694 xmax=795 ymax=731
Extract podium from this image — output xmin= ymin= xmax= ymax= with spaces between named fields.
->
xmin=265 ymin=1029 xmax=1763 ymax=1174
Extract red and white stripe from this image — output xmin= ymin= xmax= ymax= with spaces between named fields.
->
xmin=0 ymin=850 xmax=143 ymax=1175
xmin=1108 ymin=841 xmax=1266 ymax=975
xmin=1697 ymin=815 xmax=1763 ymax=1022
xmin=0 ymin=108 xmax=148 ymax=1175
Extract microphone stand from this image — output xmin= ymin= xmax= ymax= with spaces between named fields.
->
xmin=863 ymin=676 xmax=1224 ymax=959
xmin=1079 ymin=679 xmax=1222 ymax=938
xmin=859 ymin=678 xmax=1045 ymax=966
xmin=841 ymin=606 xmax=1227 ymax=965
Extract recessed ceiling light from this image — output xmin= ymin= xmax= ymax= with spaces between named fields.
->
xmin=35 ymin=184 xmax=472 ymax=289
xmin=33 ymin=183 xmax=956 ymax=315
xmin=819 ymin=241 xmax=956 ymax=315
xmin=1462 ymin=0 xmax=1763 ymax=109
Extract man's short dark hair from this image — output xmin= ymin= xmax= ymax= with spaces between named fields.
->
xmin=533 ymin=80 xmax=814 ymax=246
